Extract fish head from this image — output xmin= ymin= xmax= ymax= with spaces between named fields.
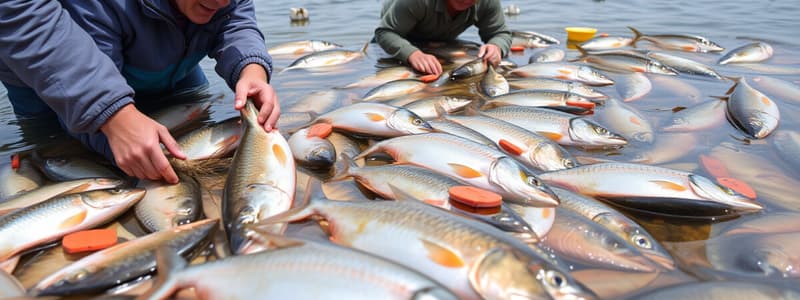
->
xmin=688 ymin=174 xmax=763 ymax=213
xmin=489 ymin=157 xmax=559 ymax=206
xmin=439 ymin=97 xmax=474 ymax=112
xmin=576 ymin=67 xmax=613 ymax=86
xmin=568 ymin=118 xmax=627 ymax=147
xmin=700 ymin=39 xmax=725 ymax=52
xmin=471 ymin=247 xmax=595 ymax=300
xmin=451 ymin=58 xmax=487 ymax=80
xmin=744 ymin=110 xmax=780 ymax=139
xmin=387 ymin=108 xmax=433 ymax=135
xmin=648 ymin=62 xmax=678 ymax=75
xmin=529 ymin=143 xmax=578 ymax=171
xmin=741 ymin=242 xmax=799 ymax=277
xmin=82 ymin=188 xmax=146 ymax=209
xmin=34 ymin=267 xmax=101 ymax=296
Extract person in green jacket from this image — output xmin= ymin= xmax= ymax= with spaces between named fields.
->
xmin=375 ymin=0 xmax=512 ymax=76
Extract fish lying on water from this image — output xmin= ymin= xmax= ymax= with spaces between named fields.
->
xmin=628 ymin=26 xmax=724 ymax=53
xmin=718 ymin=42 xmax=773 ymax=65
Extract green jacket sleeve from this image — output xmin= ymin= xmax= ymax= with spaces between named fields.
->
xmin=476 ymin=0 xmax=512 ymax=57
xmin=374 ymin=0 xmax=424 ymax=62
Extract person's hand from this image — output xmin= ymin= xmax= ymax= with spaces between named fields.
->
xmin=407 ymin=50 xmax=442 ymax=76
xmin=233 ymin=64 xmax=279 ymax=132
xmin=101 ymin=104 xmax=186 ymax=184
xmin=478 ymin=44 xmax=502 ymax=67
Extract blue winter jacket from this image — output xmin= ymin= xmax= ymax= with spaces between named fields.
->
xmin=0 ymin=0 xmax=272 ymax=134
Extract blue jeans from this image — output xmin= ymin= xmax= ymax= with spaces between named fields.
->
xmin=2 ymin=66 xmax=209 ymax=164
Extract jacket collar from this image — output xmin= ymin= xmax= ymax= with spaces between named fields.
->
xmin=139 ymin=0 xmax=235 ymax=23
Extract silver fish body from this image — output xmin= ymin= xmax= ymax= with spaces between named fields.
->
xmin=510 ymin=62 xmax=614 ymax=86
xmin=752 ymin=76 xmax=800 ymax=104
xmin=32 ymin=219 xmax=217 ymax=296
xmin=529 ymin=48 xmax=566 ymax=63
xmin=362 ymin=79 xmax=427 ymax=101
xmin=36 ymin=156 xmax=122 ymax=181
xmin=140 ymin=235 xmax=460 ymax=300
xmin=578 ymin=36 xmax=633 ymax=51
xmin=628 ymin=26 xmax=724 ymax=53
xmin=512 ymin=30 xmax=560 ymax=47
xmin=578 ymin=50 xmax=678 ymax=75
xmin=341 ymin=66 xmax=417 ymax=89
xmin=315 ymin=102 xmax=433 ymax=137
xmin=0 ymin=159 xmax=44 ymax=201
xmin=135 ymin=173 xmax=202 ymax=232
xmin=615 ymin=72 xmax=652 ymax=102
xmin=725 ymin=77 xmax=781 ymax=139
xmin=357 ymin=133 xmax=560 ymax=207
xmin=223 ymin=101 xmax=296 ymax=254
xmin=451 ymin=58 xmax=487 ymax=80
xmin=718 ymin=42 xmax=773 ymax=65
xmin=662 ymin=99 xmax=727 ymax=132
xmin=0 ymin=178 xmax=126 ymax=215
xmin=288 ymin=126 xmax=336 ymax=170
xmin=402 ymin=96 xmax=473 ymax=119
xmin=597 ymin=97 xmax=654 ymax=143
xmin=483 ymin=89 xmax=596 ymax=110
xmin=646 ymin=52 xmax=723 ymax=79
xmin=539 ymin=162 xmax=764 ymax=217
xmin=268 ymin=40 xmax=342 ymax=55
xmin=285 ymin=49 xmax=365 ymax=70
xmin=480 ymin=65 xmax=509 ymax=97
xmin=508 ymin=78 xmax=608 ymax=100
xmin=427 ymin=119 xmax=499 ymax=149
xmin=175 ymin=117 xmax=241 ymax=161
xmin=706 ymin=232 xmax=800 ymax=279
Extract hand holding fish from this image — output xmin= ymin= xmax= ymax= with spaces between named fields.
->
xmin=407 ymin=50 xmax=442 ymax=76
xmin=101 ymin=104 xmax=185 ymax=184
xmin=478 ymin=44 xmax=501 ymax=67
xmin=234 ymin=63 xmax=280 ymax=132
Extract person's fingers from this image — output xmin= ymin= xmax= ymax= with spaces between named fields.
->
xmin=234 ymin=82 xmax=249 ymax=110
xmin=432 ymin=59 xmax=443 ymax=76
xmin=152 ymin=149 xmax=179 ymax=184
xmin=159 ymin=128 xmax=186 ymax=160
xmin=478 ymin=45 xmax=487 ymax=58
xmin=265 ymin=104 xmax=280 ymax=132
xmin=257 ymin=97 xmax=272 ymax=126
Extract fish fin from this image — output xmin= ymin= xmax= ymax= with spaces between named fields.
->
xmin=60 ymin=210 xmax=88 ymax=229
xmin=761 ymin=96 xmax=772 ymax=106
xmin=364 ymin=112 xmax=386 ymax=122
xmin=423 ymin=199 xmax=448 ymax=208
xmin=498 ymin=139 xmax=525 ymax=156
xmin=420 ymin=239 xmax=465 ymax=268
xmin=65 ymin=182 xmax=94 ymax=194
xmin=463 ymin=105 xmax=481 ymax=116
xmin=257 ymin=176 xmax=321 ymax=227
xmin=215 ymin=134 xmax=241 ymax=153
xmin=558 ymin=69 xmax=573 ymax=75
xmin=360 ymin=41 xmax=370 ymax=54
xmin=329 ymin=153 xmax=358 ymax=181
xmin=293 ymin=48 xmax=306 ymax=55
xmin=632 ymin=66 xmax=646 ymax=73
xmin=574 ymin=44 xmax=589 ymax=57
xmin=681 ymin=45 xmax=697 ymax=52
xmin=433 ymin=103 xmax=448 ymax=119
xmin=649 ymin=180 xmax=687 ymax=191
xmin=541 ymin=207 xmax=553 ymax=219
xmin=627 ymin=26 xmax=643 ymax=45
xmin=629 ymin=116 xmax=642 ymax=126
xmin=539 ymin=131 xmax=564 ymax=141
xmin=272 ymin=143 xmax=288 ymax=166
xmin=448 ymin=163 xmax=484 ymax=178
xmin=0 ymin=255 xmax=20 ymax=274
xmin=138 ymin=247 xmax=189 ymax=300
xmin=246 ymin=225 xmax=306 ymax=250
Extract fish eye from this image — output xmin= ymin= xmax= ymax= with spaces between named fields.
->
xmin=545 ymin=270 xmax=566 ymax=288
xmin=562 ymin=159 xmax=575 ymax=169
xmin=631 ymin=233 xmax=653 ymax=249
xmin=110 ymin=188 xmax=124 ymax=194
xmin=410 ymin=117 xmax=424 ymax=126
xmin=68 ymin=269 xmax=90 ymax=283
xmin=594 ymin=126 xmax=609 ymax=135
xmin=526 ymin=175 xmax=541 ymax=187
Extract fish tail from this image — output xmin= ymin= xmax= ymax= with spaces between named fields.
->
xmin=329 ymin=153 xmax=358 ymax=181
xmin=627 ymin=26 xmax=643 ymax=45
xmin=136 ymin=247 xmax=188 ymax=300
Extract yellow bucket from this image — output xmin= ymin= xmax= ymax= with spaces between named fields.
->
xmin=565 ymin=27 xmax=597 ymax=42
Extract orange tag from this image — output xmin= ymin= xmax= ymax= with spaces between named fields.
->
xmin=566 ymin=100 xmax=596 ymax=110
xmin=699 ymin=154 xmax=730 ymax=179
xmin=420 ymin=74 xmax=440 ymax=83
xmin=510 ymin=46 xmax=526 ymax=52
xmin=498 ymin=139 xmax=524 ymax=156
xmin=717 ymin=177 xmax=757 ymax=200
xmin=449 ymin=186 xmax=502 ymax=208
xmin=307 ymin=123 xmax=333 ymax=139
xmin=10 ymin=154 xmax=20 ymax=170
xmin=62 ymin=229 xmax=118 ymax=254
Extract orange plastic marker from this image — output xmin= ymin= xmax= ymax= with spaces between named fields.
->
xmin=62 ymin=229 xmax=118 ymax=254
xmin=449 ymin=186 xmax=502 ymax=208
xmin=510 ymin=46 xmax=526 ymax=52
xmin=307 ymin=123 xmax=333 ymax=139
xmin=10 ymin=154 xmax=20 ymax=170
xmin=717 ymin=177 xmax=757 ymax=200
xmin=420 ymin=74 xmax=440 ymax=83
xmin=699 ymin=154 xmax=730 ymax=179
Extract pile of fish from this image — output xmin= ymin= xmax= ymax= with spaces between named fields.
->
xmin=1 ymin=25 xmax=799 ymax=300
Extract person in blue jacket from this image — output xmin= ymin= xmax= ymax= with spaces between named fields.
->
xmin=0 ymin=0 xmax=277 ymax=184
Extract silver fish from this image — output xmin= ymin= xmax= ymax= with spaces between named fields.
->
xmin=578 ymin=36 xmax=634 ymax=51
xmin=174 ymin=117 xmax=241 ymax=161
xmin=483 ymin=89 xmax=597 ymax=111
xmin=357 ymin=133 xmax=560 ymax=207
xmin=277 ymin=111 xmax=316 ymax=133
xmin=510 ymin=62 xmax=614 ymax=86
xmin=427 ymin=119 xmax=499 ymax=149
xmin=718 ymin=42 xmax=774 ymax=65
xmin=451 ymin=58 xmax=487 ymax=80
xmin=315 ymin=102 xmax=432 ymax=137
xmin=140 ymin=234 xmax=459 ymax=300
xmin=0 ymin=178 xmax=125 ymax=215
xmin=402 ymin=96 xmax=473 ymax=119
xmin=576 ymin=47 xmax=678 ymax=75
xmin=507 ymin=78 xmax=608 ymax=100
xmin=32 ymin=219 xmax=217 ymax=296
xmin=752 ymin=76 xmax=800 ymax=104
xmin=283 ymin=45 xmax=367 ymax=71
xmin=340 ymin=66 xmax=418 ymax=89
xmin=256 ymin=186 xmax=595 ymax=300
xmin=482 ymin=106 xmax=628 ymax=148
xmin=662 ymin=99 xmax=727 ymax=132
xmin=268 ymin=40 xmax=342 ymax=55
xmin=0 ymin=158 xmax=44 ymax=201
xmin=480 ymin=65 xmax=509 ymax=97
xmin=646 ymin=51 xmax=723 ymax=79
xmin=706 ymin=232 xmax=800 ymax=278
xmin=284 ymin=90 xmax=343 ymax=114
xmin=223 ymin=101 xmax=296 ymax=254
xmin=35 ymin=155 xmax=122 ymax=181
xmin=552 ymin=187 xmax=675 ymax=270
xmin=628 ymin=26 xmax=724 ymax=53
xmin=135 ymin=173 xmax=202 ymax=232
xmin=288 ymin=126 xmax=336 ymax=169
xmin=150 ymin=101 xmax=211 ymax=133
xmin=725 ymin=77 xmax=781 ymax=139
xmin=539 ymin=162 xmax=763 ymax=217
xmin=529 ymin=48 xmax=566 ymax=63
xmin=596 ymin=97 xmax=654 ymax=143
xmin=362 ymin=79 xmax=427 ymax=102
xmin=512 ymin=30 xmax=560 ymax=47
xmin=543 ymin=208 xmax=659 ymax=272
xmin=615 ymin=72 xmax=652 ymax=102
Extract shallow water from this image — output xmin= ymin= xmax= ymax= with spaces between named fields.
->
xmin=2 ymin=0 xmax=800 ymax=298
